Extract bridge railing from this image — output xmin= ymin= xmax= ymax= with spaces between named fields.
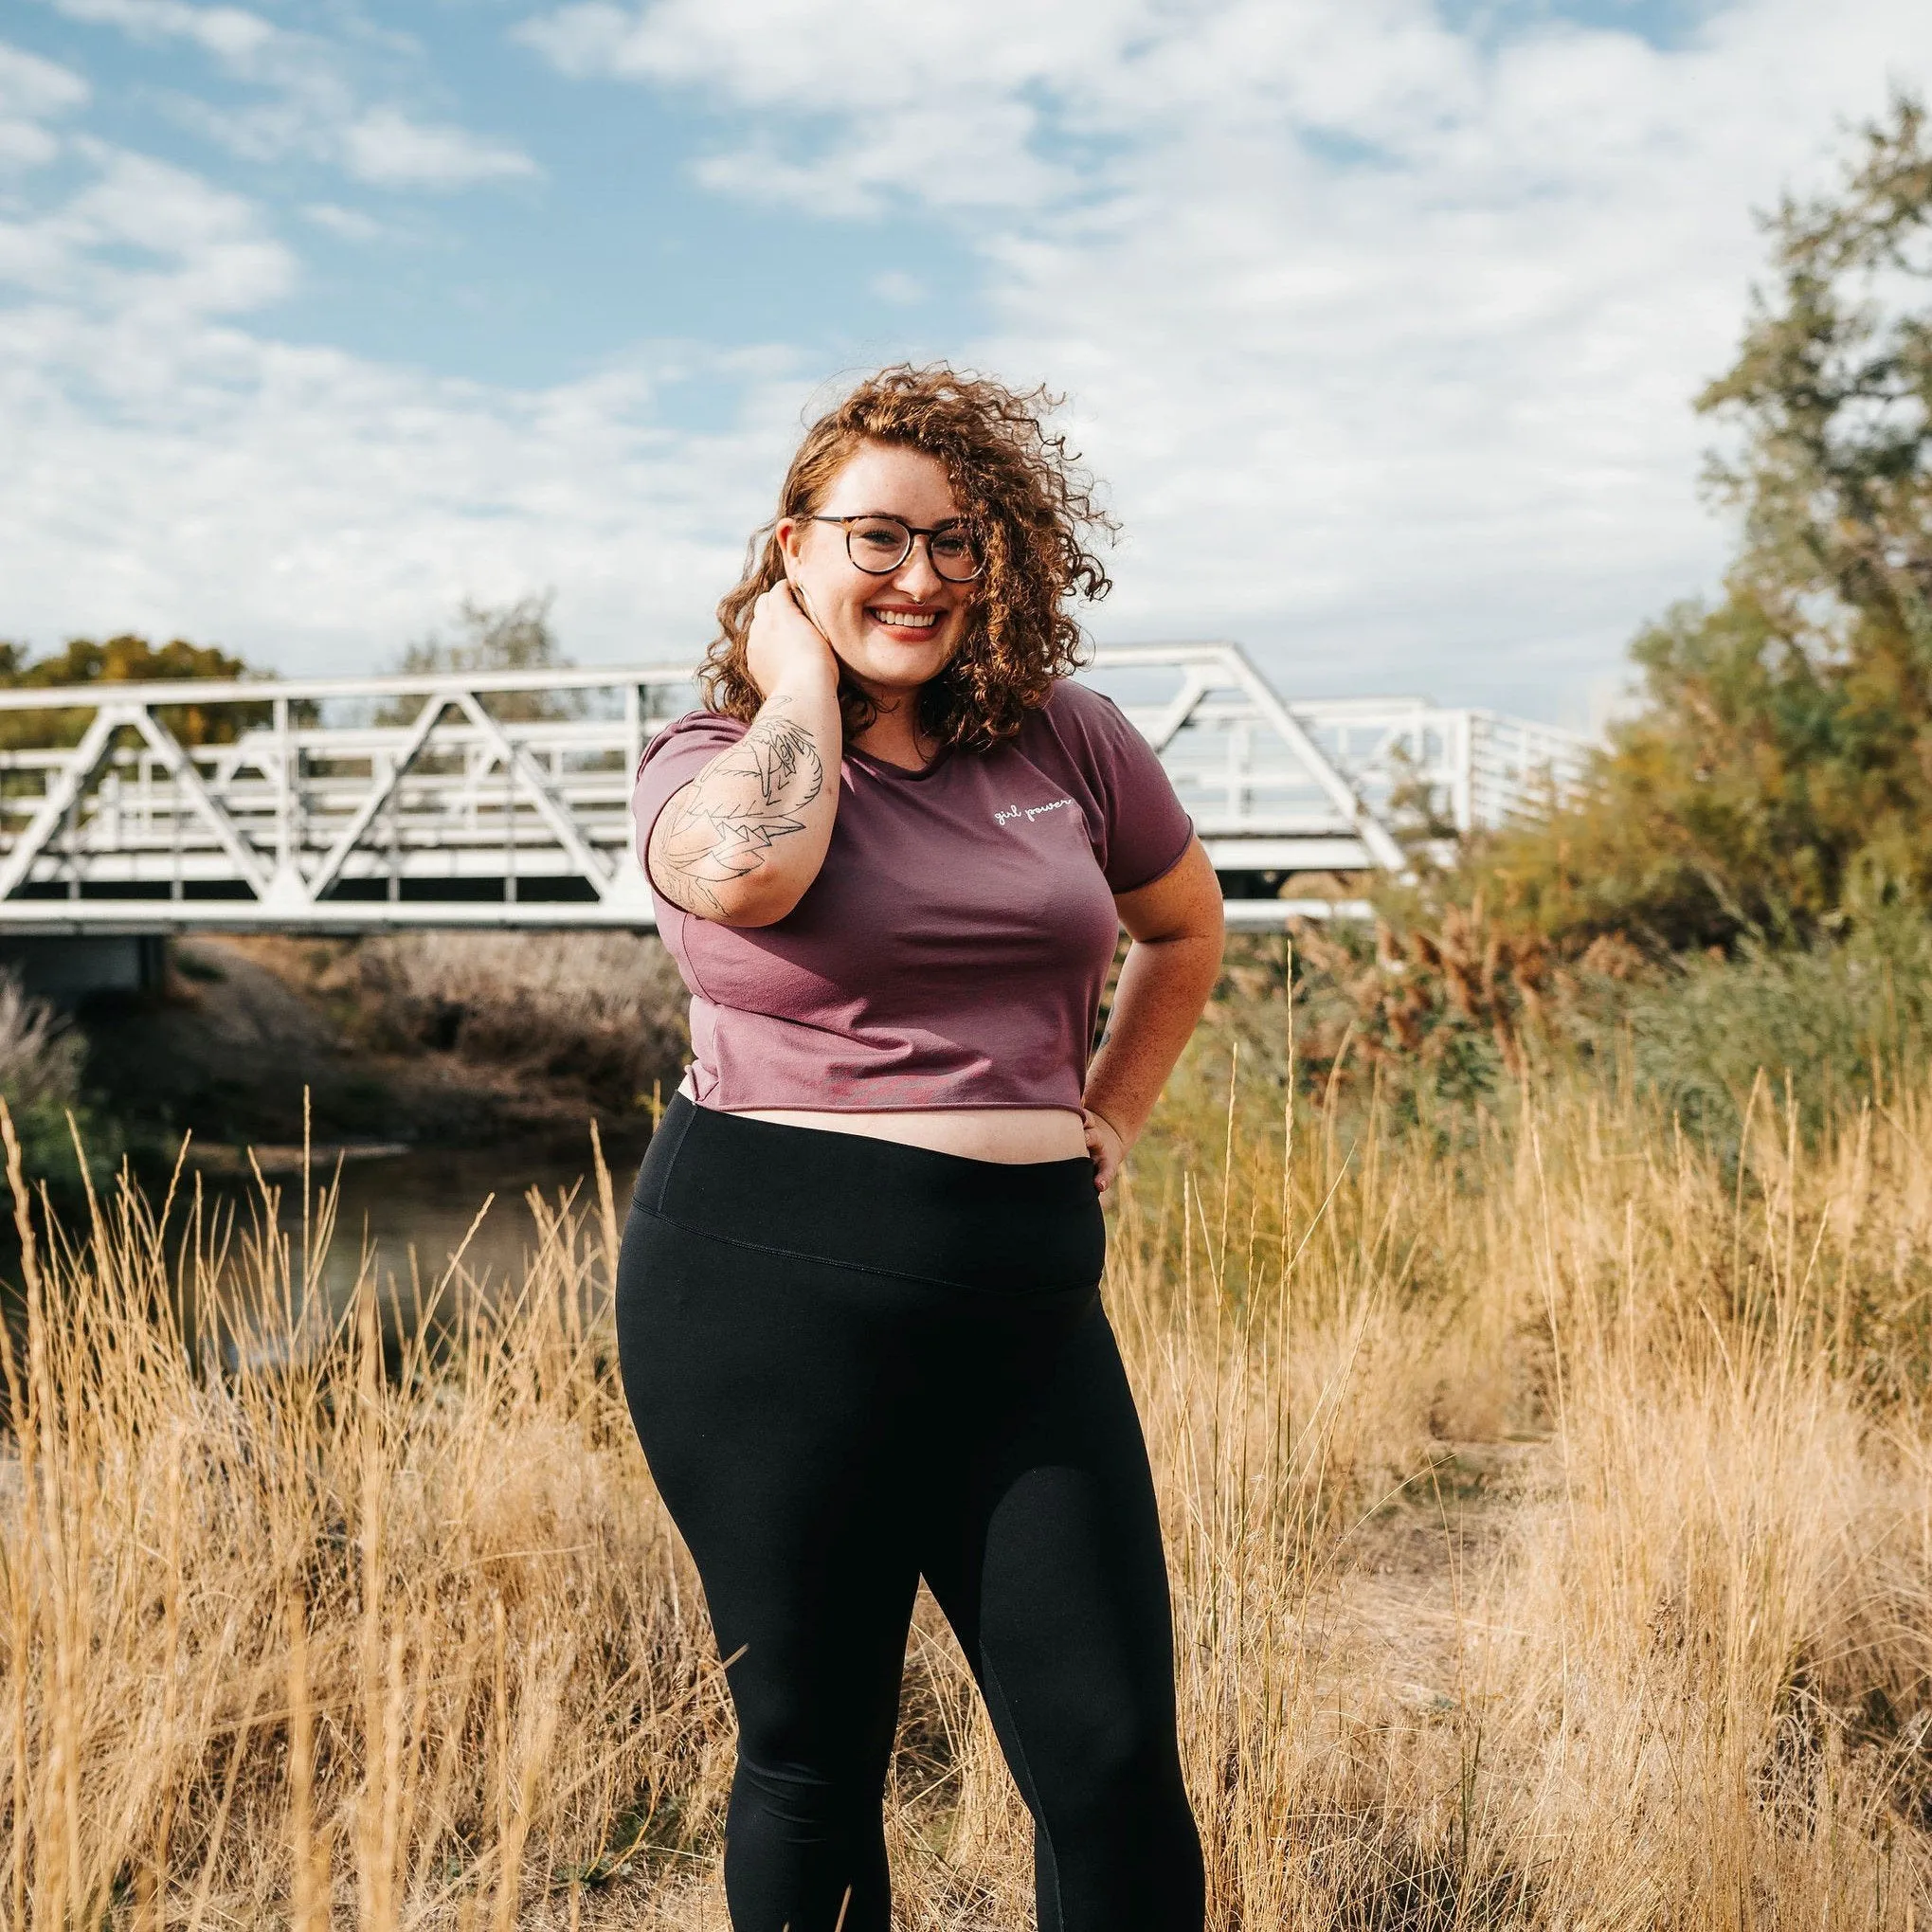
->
xmin=0 ymin=648 xmax=1592 ymax=931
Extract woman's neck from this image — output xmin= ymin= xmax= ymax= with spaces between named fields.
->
xmin=847 ymin=685 xmax=936 ymax=770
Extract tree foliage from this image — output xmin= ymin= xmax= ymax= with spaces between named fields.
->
xmin=1479 ymin=92 xmax=1932 ymax=951
xmin=388 ymin=594 xmax=578 ymax=725
xmin=0 ymin=634 xmax=264 ymax=749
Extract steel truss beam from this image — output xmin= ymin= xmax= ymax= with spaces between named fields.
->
xmin=0 ymin=647 xmax=1588 ymax=932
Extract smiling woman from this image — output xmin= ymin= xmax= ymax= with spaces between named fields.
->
xmin=643 ymin=364 xmax=1222 ymax=1172
xmin=616 ymin=363 xmax=1222 ymax=1931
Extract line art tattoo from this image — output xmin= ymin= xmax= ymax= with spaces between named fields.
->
xmin=650 ymin=700 xmax=827 ymax=918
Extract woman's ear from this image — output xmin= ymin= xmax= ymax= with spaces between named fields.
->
xmin=775 ymin=516 xmax=804 ymax=571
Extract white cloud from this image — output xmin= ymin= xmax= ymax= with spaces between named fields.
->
xmin=302 ymin=200 xmax=384 ymax=242
xmin=38 ymin=0 xmax=542 ymax=195
xmin=0 ymin=124 xmax=57 ymax=169
xmin=0 ymin=143 xmax=293 ymax=317
xmin=511 ymin=1 xmax=631 ymax=78
xmin=46 ymin=0 xmax=283 ymax=73
xmin=0 ymin=135 xmax=790 ymax=668
xmin=520 ymin=0 xmax=1144 ymax=99
xmin=1 ymin=331 xmax=786 ymax=669
xmin=0 ymin=40 xmax=90 ymax=115
xmin=515 ymin=0 xmax=1135 ymax=212
xmin=0 ymin=41 xmax=88 ymax=170
xmin=341 ymin=107 xmax=540 ymax=188
xmin=514 ymin=0 xmax=1932 ymax=715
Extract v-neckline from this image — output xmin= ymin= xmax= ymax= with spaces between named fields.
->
xmin=845 ymin=737 xmax=952 ymax=780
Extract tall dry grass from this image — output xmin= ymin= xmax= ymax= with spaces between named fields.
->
xmin=0 ymin=976 xmax=81 ymax=1114
xmin=4 ymin=1035 xmax=1932 ymax=1926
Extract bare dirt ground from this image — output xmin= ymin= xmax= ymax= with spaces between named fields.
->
xmin=1322 ymin=1440 xmax=1544 ymax=1715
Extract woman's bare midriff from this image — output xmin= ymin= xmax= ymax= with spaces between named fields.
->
xmin=731 ymin=1106 xmax=1089 ymax=1165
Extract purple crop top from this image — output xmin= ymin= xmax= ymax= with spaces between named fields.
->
xmin=630 ymin=677 xmax=1195 ymax=1116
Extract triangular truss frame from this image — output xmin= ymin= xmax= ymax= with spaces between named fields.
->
xmin=0 ymin=647 xmax=1587 ymax=930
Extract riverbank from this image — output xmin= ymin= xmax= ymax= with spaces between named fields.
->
xmin=75 ymin=931 xmax=688 ymax=1162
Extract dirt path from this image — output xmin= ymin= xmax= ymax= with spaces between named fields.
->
xmin=1315 ymin=1439 xmax=1545 ymax=1721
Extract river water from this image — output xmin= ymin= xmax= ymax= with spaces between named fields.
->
xmin=177 ymin=1128 xmax=659 ymax=1368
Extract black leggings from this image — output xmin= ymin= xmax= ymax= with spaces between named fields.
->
xmin=615 ymin=1093 xmax=1204 ymax=1932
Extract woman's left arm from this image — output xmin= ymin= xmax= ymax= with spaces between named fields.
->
xmin=1080 ymin=835 xmax=1226 ymax=1194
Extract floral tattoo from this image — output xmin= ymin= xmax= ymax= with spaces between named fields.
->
xmin=650 ymin=699 xmax=826 ymax=918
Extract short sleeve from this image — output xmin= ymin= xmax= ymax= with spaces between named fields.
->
xmin=631 ymin=710 xmax=749 ymax=897
xmin=1053 ymin=683 xmax=1196 ymax=894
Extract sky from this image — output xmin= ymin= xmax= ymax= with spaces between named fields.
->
xmin=2 ymin=0 xmax=1929 ymax=725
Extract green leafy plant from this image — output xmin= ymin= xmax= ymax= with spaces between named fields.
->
xmin=1469 ymin=92 xmax=1932 ymax=952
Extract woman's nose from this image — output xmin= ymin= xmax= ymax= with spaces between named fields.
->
xmin=894 ymin=538 xmax=946 ymax=600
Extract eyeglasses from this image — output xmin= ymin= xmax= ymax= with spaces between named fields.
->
xmin=807 ymin=515 xmax=984 ymax=583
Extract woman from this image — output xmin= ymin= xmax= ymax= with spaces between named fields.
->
xmin=618 ymin=364 xmax=1224 ymax=1932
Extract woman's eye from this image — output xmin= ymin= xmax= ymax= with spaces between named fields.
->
xmin=854 ymin=528 xmax=902 ymax=551
xmin=931 ymin=536 xmax=971 ymax=560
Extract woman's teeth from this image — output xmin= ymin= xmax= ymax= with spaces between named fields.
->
xmin=867 ymin=607 xmax=938 ymax=631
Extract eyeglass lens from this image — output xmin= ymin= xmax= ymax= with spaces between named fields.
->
xmin=846 ymin=517 xmax=982 ymax=581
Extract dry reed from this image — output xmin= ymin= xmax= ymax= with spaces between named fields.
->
xmin=0 ymin=975 xmax=81 ymax=1112
xmin=3 ymin=1038 xmax=1931 ymax=1926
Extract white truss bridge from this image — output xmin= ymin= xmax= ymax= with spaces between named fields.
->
xmin=0 ymin=644 xmax=1591 ymax=935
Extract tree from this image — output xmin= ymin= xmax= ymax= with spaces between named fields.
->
xmin=1478 ymin=92 xmax=1932 ymax=951
xmin=0 ymin=634 xmax=266 ymax=750
xmin=388 ymin=595 xmax=578 ymax=724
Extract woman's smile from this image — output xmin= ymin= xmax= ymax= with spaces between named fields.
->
xmin=865 ymin=603 xmax=943 ymax=635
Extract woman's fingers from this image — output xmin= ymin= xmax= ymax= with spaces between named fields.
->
xmin=1082 ymin=1107 xmax=1125 ymax=1194
xmin=747 ymin=580 xmax=839 ymax=699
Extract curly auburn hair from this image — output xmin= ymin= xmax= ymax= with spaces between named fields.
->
xmin=700 ymin=364 xmax=1116 ymax=754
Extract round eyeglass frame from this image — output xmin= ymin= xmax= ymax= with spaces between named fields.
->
xmin=805 ymin=514 xmax=985 ymax=583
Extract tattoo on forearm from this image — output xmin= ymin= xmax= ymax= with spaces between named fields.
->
xmin=651 ymin=700 xmax=826 ymax=917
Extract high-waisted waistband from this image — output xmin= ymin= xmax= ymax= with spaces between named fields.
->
xmin=629 ymin=1092 xmax=1106 ymax=1293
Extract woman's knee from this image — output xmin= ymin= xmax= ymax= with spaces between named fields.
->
xmin=730 ymin=1677 xmax=896 ymax=1812
xmin=731 ymin=1749 xmax=877 ymax=1833
xmin=1023 ymin=1688 xmax=1185 ymax=1830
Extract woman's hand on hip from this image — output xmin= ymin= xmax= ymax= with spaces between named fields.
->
xmin=747 ymin=582 xmax=839 ymax=701
xmin=1082 ymin=1106 xmax=1128 ymax=1195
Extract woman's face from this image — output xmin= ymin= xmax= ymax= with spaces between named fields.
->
xmin=777 ymin=441 xmax=979 ymax=700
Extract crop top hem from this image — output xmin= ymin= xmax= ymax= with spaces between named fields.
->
xmin=713 ymin=1100 xmax=1091 ymax=1117
xmin=676 ymin=1075 xmax=1088 ymax=1119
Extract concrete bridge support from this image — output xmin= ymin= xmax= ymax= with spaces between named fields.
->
xmin=0 ymin=934 xmax=168 ymax=1004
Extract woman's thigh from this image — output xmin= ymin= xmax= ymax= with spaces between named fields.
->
xmin=919 ymin=1299 xmax=1199 ymax=1895
xmin=615 ymin=1204 xmax=924 ymax=1771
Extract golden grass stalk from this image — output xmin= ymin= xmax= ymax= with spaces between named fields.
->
xmin=1 ymin=1041 xmax=1930 ymax=1926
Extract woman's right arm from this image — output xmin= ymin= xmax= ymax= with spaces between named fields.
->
xmin=645 ymin=585 xmax=842 ymax=927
